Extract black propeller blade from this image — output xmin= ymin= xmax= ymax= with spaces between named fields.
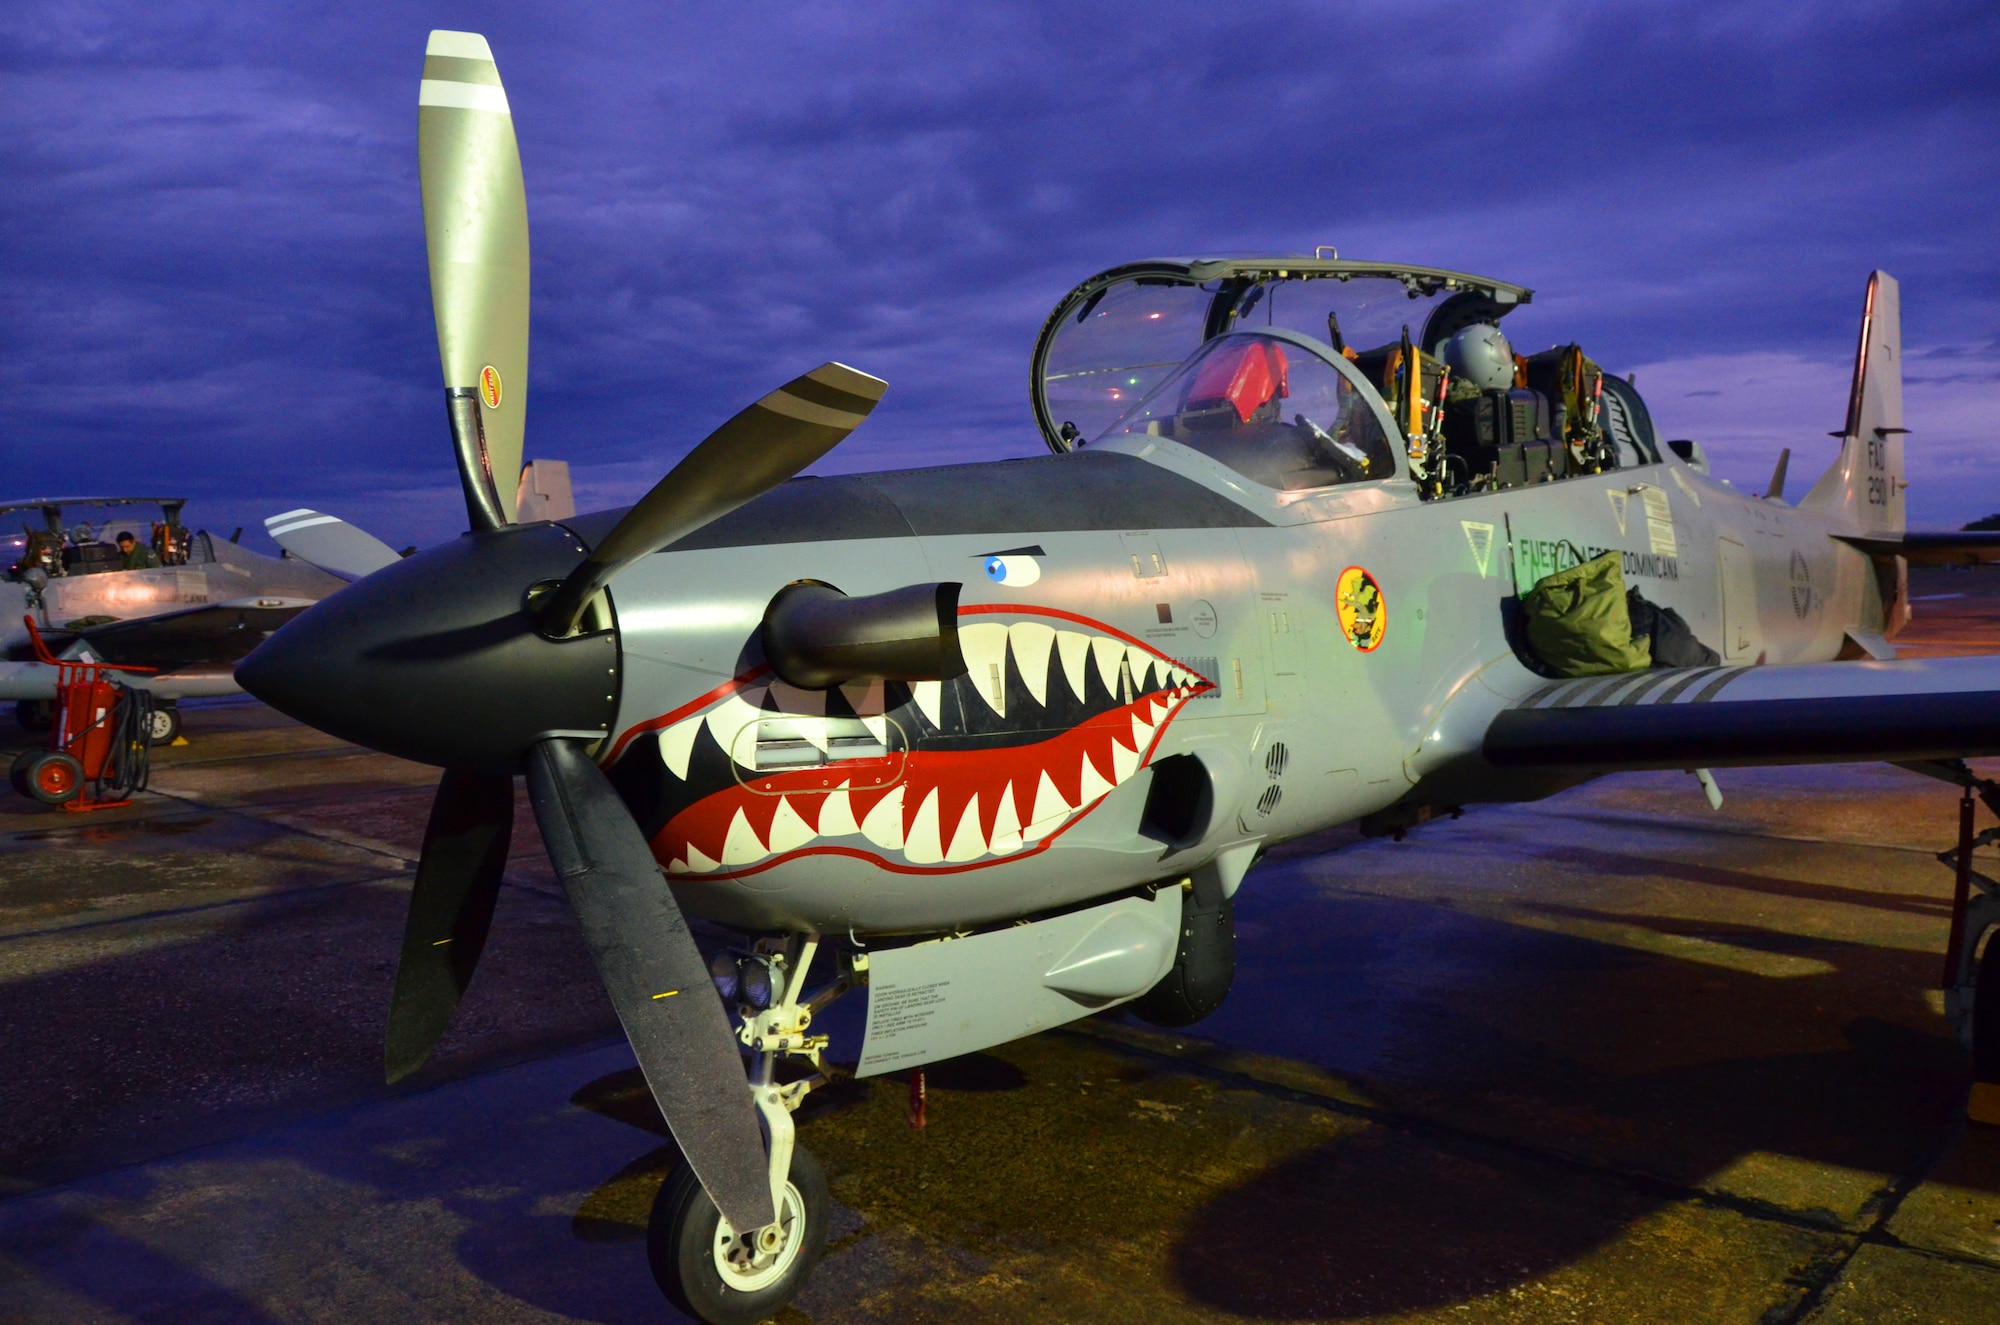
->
xmin=384 ymin=768 xmax=515 ymax=1083
xmin=525 ymin=737 xmax=775 ymax=1233
xmin=536 ymin=361 xmax=887 ymax=637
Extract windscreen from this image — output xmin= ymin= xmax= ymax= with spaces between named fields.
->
xmin=1039 ymin=278 xmax=1211 ymax=446
xmin=1095 ymin=333 xmax=1394 ymax=491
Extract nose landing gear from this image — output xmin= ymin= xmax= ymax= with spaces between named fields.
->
xmin=647 ymin=932 xmax=863 ymax=1325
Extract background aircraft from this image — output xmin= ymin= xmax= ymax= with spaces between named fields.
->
xmin=233 ymin=31 xmax=2000 ymax=1325
xmin=1 ymin=496 xmax=344 ymax=739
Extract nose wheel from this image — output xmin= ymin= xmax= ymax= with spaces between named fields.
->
xmin=648 ymin=931 xmax=861 ymax=1324
xmin=649 ymin=1142 xmax=830 ymax=1325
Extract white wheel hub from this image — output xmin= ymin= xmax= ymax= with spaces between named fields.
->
xmin=711 ymin=1179 xmax=806 ymax=1291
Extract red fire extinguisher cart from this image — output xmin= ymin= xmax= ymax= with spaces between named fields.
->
xmin=7 ymin=616 xmax=157 ymax=811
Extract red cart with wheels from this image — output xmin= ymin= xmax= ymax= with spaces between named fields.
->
xmin=7 ymin=616 xmax=156 ymax=812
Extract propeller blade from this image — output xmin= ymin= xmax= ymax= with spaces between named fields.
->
xmin=263 ymin=509 xmax=402 ymax=582
xmin=420 ymin=30 xmax=529 ymax=532
xmin=385 ymin=767 xmax=515 ymax=1083
xmin=525 ymin=738 xmax=774 ymax=1232
xmin=537 ymin=362 xmax=887 ymax=636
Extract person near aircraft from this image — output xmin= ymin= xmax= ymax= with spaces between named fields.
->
xmin=115 ymin=531 xmax=160 ymax=570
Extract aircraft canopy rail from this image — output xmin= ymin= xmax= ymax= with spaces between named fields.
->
xmin=1 ymin=497 xmax=191 ymax=536
xmin=1031 ymin=256 xmax=1533 ymax=454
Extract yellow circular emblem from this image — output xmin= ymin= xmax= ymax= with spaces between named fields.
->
xmin=479 ymin=365 xmax=503 ymax=409
xmin=1336 ymin=566 xmax=1386 ymax=652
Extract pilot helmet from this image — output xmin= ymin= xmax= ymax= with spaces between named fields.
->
xmin=1441 ymin=323 xmax=1516 ymax=392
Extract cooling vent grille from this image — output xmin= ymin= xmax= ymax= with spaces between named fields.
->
xmin=1264 ymin=742 xmax=1289 ymax=777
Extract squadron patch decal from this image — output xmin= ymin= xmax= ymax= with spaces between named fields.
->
xmin=479 ymin=364 xmax=503 ymax=409
xmin=1335 ymin=566 xmax=1386 ymax=652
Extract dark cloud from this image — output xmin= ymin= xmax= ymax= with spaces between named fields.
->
xmin=2 ymin=0 xmax=1996 ymax=548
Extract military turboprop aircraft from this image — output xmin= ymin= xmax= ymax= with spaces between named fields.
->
xmin=235 ymin=30 xmax=2000 ymax=1324
xmin=2 ymin=496 xmax=344 ymax=740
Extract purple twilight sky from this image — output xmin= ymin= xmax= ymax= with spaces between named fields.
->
xmin=3 ymin=1 xmax=1997 ymax=554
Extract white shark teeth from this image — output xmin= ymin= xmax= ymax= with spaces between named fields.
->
xmin=706 ymin=689 xmax=766 ymax=768
xmin=989 ymin=782 xmax=1023 ymax=855
xmin=910 ymin=680 xmax=943 ymax=728
xmin=1007 ymin=622 xmax=1056 ymax=707
xmin=1055 ymin=630 xmax=1092 ymax=702
xmin=660 ymin=716 xmax=701 ymax=780
xmin=1090 ymin=635 xmax=1125 ymax=699
xmin=861 ymin=785 xmax=906 ymax=849
xmin=944 ymin=793 xmax=986 ymax=862
xmin=680 ymin=842 xmax=720 ymax=874
xmin=766 ymin=796 xmax=816 ymax=854
xmin=1130 ymin=711 xmax=1156 ymax=753
xmin=1110 ymin=735 xmax=1141 ymax=783
xmin=721 ymin=807 xmax=765 ymax=866
xmin=903 ymin=787 xmax=944 ymax=864
xmin=1026 ymin=768 xmax=1072 ymax=840
xmin=958 ymin=621 xmax=1010 ymax=717
xmin=1077 ymin=750 xmax=1116 ymax=806
xmin=818 ymin=782 xmax=859 ymax=837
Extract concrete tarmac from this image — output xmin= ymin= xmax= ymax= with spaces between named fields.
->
xmin=4 ymin=567 xmax=2000 ymax=1322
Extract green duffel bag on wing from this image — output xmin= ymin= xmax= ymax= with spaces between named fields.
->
xmin=1522 ymin=549 xmax=1652 ymax=676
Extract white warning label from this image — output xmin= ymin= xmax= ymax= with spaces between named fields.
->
xmin=1640 ymin=487 xmax=1678 ymax=558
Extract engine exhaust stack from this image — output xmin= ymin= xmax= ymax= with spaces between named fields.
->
xmin=762 ymin=581 xmax=966 ymax=690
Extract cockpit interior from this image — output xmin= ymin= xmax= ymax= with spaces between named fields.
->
xmin=1031 ymin=257 xmax=1676 ymax=502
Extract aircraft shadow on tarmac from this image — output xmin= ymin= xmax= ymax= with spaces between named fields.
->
xmin=3 ymin=785 xmax=1992 ymax=1321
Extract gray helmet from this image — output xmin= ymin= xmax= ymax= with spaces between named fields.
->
xmin=1441 ymin=322 xmax=1516 ymax=392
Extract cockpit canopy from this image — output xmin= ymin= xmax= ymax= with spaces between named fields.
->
xmin=1030 ymin=256 xmax=1533 ymax=453
xmin=1096 ymin=332 xmax=1395 ymax=491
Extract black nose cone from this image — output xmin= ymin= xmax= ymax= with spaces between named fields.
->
xmin=237 ymin=523 xmax=618 ymax=770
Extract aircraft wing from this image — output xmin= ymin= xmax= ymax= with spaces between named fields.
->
xmin=1483 ymin=656 xmax=2000 ymax=772
xmin=75 ymin=599 xmax=313 ymax=670
xmin=264 ymin=509 xmax=401 ymax=581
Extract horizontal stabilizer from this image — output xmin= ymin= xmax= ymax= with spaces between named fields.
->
xmin=264 ymin=509 xmax=402 ymax=581
xmin=1486 ymin=656 xmax=2000 ymax=772
xmin=1839 ymin=532 xmax=2000 ymax=566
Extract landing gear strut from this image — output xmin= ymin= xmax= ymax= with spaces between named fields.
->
xmin=647 ymin=932 xmax=863 ymax=1325
xmin=1915 ymin=761 xmax=2000 ymax=1126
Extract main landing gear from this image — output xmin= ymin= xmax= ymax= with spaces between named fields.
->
xmin=648 ymin=933 xmax=864 ymax=1325
xmin=1916 ymin=761 xmax=2000 ymax=1127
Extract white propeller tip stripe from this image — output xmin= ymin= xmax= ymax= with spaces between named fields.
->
xmin=266 ymin=508 xmax=317 ymax=525
xmin=266 ymin=514 xmax=341 ymax=538
xmin=812 ymin=362 xmax=888 ymax=402
xmin=419 ymin=80 xmax=511 ymax=114
xmin=426 ymin=30 xmax=495 ymax=60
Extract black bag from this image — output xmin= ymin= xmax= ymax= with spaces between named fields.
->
xmin=1626 ymin=588 xmax=1720 ymax=669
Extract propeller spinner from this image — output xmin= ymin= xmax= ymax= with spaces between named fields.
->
xmin=237 ymin=30 xmax=887 ymax=1238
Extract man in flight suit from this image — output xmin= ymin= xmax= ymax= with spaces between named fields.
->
xmin=115 ymin=531 xmax=160 ymax=570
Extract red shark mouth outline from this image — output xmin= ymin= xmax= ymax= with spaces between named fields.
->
xmin=605 ymin=604 xmax=1216 ymax=878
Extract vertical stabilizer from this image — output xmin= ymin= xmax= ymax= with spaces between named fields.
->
xmin=515 ymin=459 xmax=575 ymax=522
xmin=1799 ymin=271 xmax=1905 ymax=535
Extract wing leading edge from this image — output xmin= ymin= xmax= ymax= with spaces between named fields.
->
xmin=1484 ymin=656 xmax=2000 ymax=772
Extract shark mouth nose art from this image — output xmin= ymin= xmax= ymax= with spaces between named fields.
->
xmin=606 ymin=606 xmax=1215 ymax=876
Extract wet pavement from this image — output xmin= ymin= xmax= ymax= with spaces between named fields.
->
xmin=3 ymin=567 xmax=2000 ymax=1322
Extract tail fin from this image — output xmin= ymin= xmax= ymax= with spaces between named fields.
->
xmin=515 ymin=459 xmax=575 ymax=522
xmin=1799 ymin=271 xmax=1904 ymax=535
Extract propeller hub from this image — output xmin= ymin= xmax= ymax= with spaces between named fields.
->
xmin=237 ymin=523 xmax=618 ymax=771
